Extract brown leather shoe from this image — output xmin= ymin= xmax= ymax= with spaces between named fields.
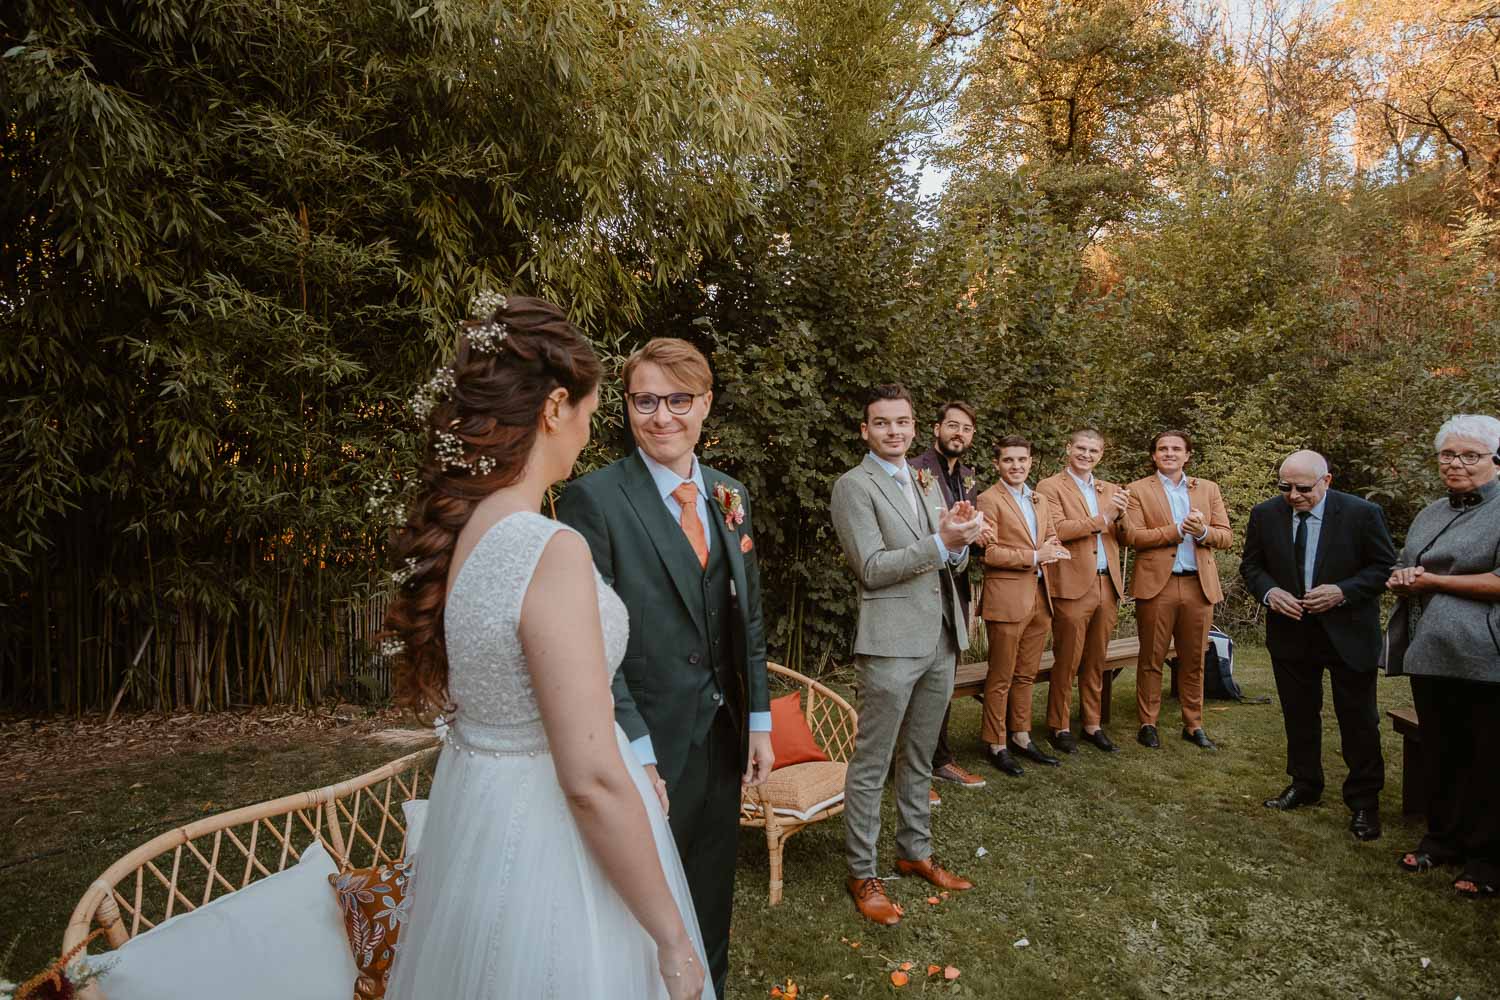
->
xmin=846 ymin=876 xmax=902 ymax=925
xmin=929 ymin=787 xmax=941 ymax=806
xmin=895 ymin=856 xmax=974 ymax=891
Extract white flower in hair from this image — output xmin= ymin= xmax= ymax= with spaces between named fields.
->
xmin=410 ymin=366 xmax=456 ymax=421
xmin=469 ymin=289 xmax=508 ymax=320
xmin=467 ymin=320 xmax=508 ymax=353
xmin=378 ymin=637 xmax=405 ymax=657
xmin=434 ymin=429 xmax=468 ymax=470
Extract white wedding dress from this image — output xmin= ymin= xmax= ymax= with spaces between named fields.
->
xmin=387 ymin=512 xmax=713 ymax=999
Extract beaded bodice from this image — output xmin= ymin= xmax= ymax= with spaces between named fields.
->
xmin=444 ymin=512 xmax=628 ymax=754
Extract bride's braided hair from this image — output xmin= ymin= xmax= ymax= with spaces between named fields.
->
xmin=382 ymin=296 xmax=601 ymax=717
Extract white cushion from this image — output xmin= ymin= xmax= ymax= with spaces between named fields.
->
xmin=402 ymin=799 xmax=428 ymax=856
xmin=98 ymin=841 xmax=357 ymax=1000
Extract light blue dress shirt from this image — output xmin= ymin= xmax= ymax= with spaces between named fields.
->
xmin=1006 ymin=483 xmax=1043 ymax=575
xmin=868 ymin=453 xmax=967 ymax=565
xmin=1159 ymin=472 xmax=1208 ymax=573
xmin=630 ymin=451 xmax=770 ymax=770
xmin=1293 ymin=494 xmax=1327 ymax=593
xmin=1067 ymin=469 xmax=1110 ymax=572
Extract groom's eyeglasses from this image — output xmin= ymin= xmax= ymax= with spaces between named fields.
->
xmin=629 ymin=392 xmax=702 ymax=416
xmin=1277 ymin=481 xmax=1318 ymax=495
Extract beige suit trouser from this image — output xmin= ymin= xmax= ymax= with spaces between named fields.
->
xmin=1135 ymin=574 xmax=1212 ymax=730
xmin=981 ymin=578 xmax=1051 ymax=745
xmin=1048 ymin=573 xmax=1119 ymax=732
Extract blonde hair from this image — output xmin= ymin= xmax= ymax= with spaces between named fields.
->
xmin=622 ymin=338 xmax=713 ymax=394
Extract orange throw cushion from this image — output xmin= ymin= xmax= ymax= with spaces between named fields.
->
xmin=329 ymin=859 xmax=415 ymax=999
xmin=769 ymin=691 xmax=830 ymax=770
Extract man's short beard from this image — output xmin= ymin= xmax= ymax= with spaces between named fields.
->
xmin=938 ymin=437 xmax=968 ymax=459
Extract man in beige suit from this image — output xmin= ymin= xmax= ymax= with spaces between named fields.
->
xmin=1036 ymin=428 xmax=1128 ymax=755
xmin=830 ymin=383 xmax=981 ymax=926
xmin=974 ymin=436 xmax=1072 ymax=777
xmin=1122 ymin=429 xmax=1232 ymax=750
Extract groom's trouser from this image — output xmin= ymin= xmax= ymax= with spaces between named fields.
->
xmin=667 ymin=708 xmax=740 ymax=999
xmin=845 ymin=631 xmax=958 ymax=878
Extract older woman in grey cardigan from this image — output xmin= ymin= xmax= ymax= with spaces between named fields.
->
xmin=1385 ymin=413 xmax=1500 ymax=898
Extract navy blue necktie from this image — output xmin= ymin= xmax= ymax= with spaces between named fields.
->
xmin=1293 ymin=511 xmax=1310 ymax=597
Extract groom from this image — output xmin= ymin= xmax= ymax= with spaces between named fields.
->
xmin=557 ymin=337 xmax=773 ymax=998
xmin=831 ymin=383 xmax=981 ymax=926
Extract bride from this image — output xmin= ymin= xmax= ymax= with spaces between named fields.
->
xmin=381 ymin=293 xmax=710 ymax=999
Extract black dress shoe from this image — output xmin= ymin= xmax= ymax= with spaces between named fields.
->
xmin=1350 ymin=809 xmax=1382 ymax=842
xmin=1048 ymin=730 xmax=1079 ymax=754
xmin=1008 ymin=739 xmax=1061 ymax=767
xmin=1137 ymin=725 xmax=1160 ymax=748
xmin=1181 ymin=727 xmax=1217 ymax=750
xmin=1263 ymin=785 xmax=1321 ymax=810
xmin=1081 ymin=729 xmax=1120 ymax=753
xmin=983 ymin=745 xmax=1024 ymax=777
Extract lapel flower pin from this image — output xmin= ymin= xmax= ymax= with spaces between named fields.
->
xmin=712 ymin=482 xmax=745 ymax=529
xmin=1187 ymin=477 xmax=1200 ymax=490
xmin=962 ymin=475 xmax=976 ymax=495
xmin=913 ymin=467 xmax=934 ymax=494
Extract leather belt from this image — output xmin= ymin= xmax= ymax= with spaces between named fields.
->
xmin=1171 ymin=569 xmax=1198 ymax=576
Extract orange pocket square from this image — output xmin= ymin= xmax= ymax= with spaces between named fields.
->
xmin=739 ymin=534 xmax=754 ymax=554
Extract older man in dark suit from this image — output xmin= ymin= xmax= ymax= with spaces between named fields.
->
xmin=1240 ymin=449 xmax=1396 ymax=841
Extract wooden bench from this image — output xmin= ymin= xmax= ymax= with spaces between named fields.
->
xmin=953 ymin=636 xmax=1156 ymax=725
xmin=1388 ymin=706 xmax=1423 ymax=816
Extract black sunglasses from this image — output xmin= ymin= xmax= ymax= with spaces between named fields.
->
xmin=1276 ymin=481 xmax=1319 ymax=495
xmin=629 ymin=391 xmax=703 ymax=416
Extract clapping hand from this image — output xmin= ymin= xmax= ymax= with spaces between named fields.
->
xmin=1300 ymin=584 xmax=1344 ymax=614
xmin=1108 ymin=487 xmax=1130 ymax=518
xmin=1181 ymin=508 xmax=1206 ymax=537
xmin=978 ymin=513 xmax=997 ymax=548
xmin=1038 ymin=534 xmax=1071 ymax=565
xmin=939 ymin=502 xmax=985 ymax=550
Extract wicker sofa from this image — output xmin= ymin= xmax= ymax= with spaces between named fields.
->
xmin=62 ymin=745 xmax=438 ymax=999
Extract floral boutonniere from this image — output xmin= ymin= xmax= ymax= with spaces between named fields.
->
xmin=1187 ymin=477 xmax=1200 ymax=490
xmin=962 ymin=475 xmax=976 ymax=496
xmin=712 ymin=482 xmax=745 ymax=529
xmin=913 ymin=468 xmax=934 ymax=494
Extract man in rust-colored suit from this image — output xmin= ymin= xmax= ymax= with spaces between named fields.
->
xmin=974 ymin=435 xmax=1072 ymax=777
xmin=1035 ymin=428 xmax=1128 ymax=755
xmin=1122 ymin=429 xmax=1232 ymax=751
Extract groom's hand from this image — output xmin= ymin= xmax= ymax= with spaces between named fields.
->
xmin=644 ymin=764 xmax=670 ymax=816
xmin=743 ymin=732 xmax=774 ymax=787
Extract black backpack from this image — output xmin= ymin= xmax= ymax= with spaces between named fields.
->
xmin=1203 ymin=627 xmax=1243 ymax=700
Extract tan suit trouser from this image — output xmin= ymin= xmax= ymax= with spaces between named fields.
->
xmin=981 ymin=579 xmax=1051 ymax=745
xmin=1135 ymin=574 xmax=1212 ymax=730
xmin=1048 ymin=573 xmax=1119 ymax=732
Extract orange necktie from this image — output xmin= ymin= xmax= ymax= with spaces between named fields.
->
xmin=672 ymin=481 xmax=709 ymax=569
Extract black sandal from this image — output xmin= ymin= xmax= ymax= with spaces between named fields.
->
xmin=1399 ymin=850 xmax=1435 ymax=872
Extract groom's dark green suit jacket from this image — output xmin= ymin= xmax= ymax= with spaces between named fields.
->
xmin=556 ymin=451 xmax=771 ymax=790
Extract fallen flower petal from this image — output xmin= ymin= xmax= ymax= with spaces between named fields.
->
xmin=1014 ymin=937 xmax=1030 ymax=948
xmin=926 ymin=896 xmax=941 ymax=905
xmin=890 ymin=971 xmax=909 ymax=987
xmin=898 ymin=962 xmax=913 ymax=971
xmin=927 ymin=964 xmax=941 ymax=976
xmin=944 ymin=966 xmax=961 ymax=981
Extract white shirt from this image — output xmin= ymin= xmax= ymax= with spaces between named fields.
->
xmin=868 ymin=453 xmax=966 ymax=565
xmin=1067 ymin=469 xmax=1110 ymax=573
xmin=1159 ymin=472 xmax=1207 ymax=573
xmin=629 ymin=451 xmax=769 ymax=770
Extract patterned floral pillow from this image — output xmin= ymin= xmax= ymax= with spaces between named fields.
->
xmin=328 ymin=859 xmax=415 ymax=1000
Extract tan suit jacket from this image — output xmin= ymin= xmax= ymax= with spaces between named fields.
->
xmin=1035 ymin=471 xmax=1125 ymax=601
xmin=1122 ymin=473 xmax=1231 ymax=603
xmin=976 ymin=483 xmax=1057 ymax=622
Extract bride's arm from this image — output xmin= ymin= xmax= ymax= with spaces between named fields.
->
xmin=520 ymin=531 xmax=702 ymax=992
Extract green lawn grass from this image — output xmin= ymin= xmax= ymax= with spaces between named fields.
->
xmin=2 ymin=646 xmax=1496 ymax=999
